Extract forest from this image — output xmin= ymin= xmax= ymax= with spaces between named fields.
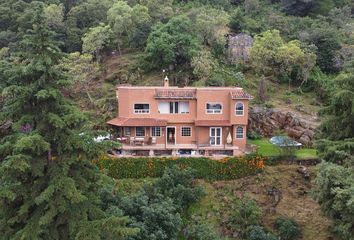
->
xmin=0 ymin=0 xmax=353 ymax=239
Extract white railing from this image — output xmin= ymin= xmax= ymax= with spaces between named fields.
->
xmin=134 ymin=109 xmax=150 ymax=114
xmin=206 ymin=109 xmax=222 ymax=114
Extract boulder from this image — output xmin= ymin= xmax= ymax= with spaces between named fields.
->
xmin=287 ymin=128 xmax=303 ymax=139
xmin=299 ymin=135 xmax=311 ymax=146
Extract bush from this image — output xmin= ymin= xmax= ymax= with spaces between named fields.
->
xmin=228 ymin=196 xmax=263 ymax=238
xmin=274 ymin=217 xmax=301 ymax=240
xmin=247 ymin=225 xmax=277 ymax=240
xmin=94 ymin=155 xmax=266 ymax=180
xmin=121 ymin=166 xmax=204 ymax=240
xmin=184 ymin=222 xmax=223 ymax=240
xmin=247 ymin=130 xmax=262 ymax=140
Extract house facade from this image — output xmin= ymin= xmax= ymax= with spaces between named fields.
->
xmin=107 ymin=77 xmax=253 ymax=156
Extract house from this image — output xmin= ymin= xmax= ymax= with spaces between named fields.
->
xmin=107 ymin=77 xmax=253 ymax=156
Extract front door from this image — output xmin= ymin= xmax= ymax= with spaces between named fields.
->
xmin=166 ymin=127 xmax=176 ymax=145
xmin=210 ymin=127 xmax=222 ymax=146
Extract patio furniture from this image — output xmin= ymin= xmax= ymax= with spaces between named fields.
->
xmin=117 ymin=137 xmax=128 ymax=144
xmin=134 ymin=137 xmax=145 ymax=146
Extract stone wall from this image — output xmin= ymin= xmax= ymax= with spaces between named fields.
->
xmin=248 ymin=107 xmax=317 ymax=146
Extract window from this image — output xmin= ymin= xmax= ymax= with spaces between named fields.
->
xmin=151 ymin=127 xmax=161 ymax=137
xmin=181 ymin=127 xmax=192 ymax=137
xmin=170 ymin=102 xmax=178 ymax=113
xmin=236 ymin=126 xmax=244 ymax=139
xmin=206 ymin=103 xmax=222 ymax=114
xmin=158 ymin=102 xmax=189 ymax=114
xmin=124 ymin=127 xmax=131 ymax=136
xmin=235 ymin=102 xmax=244 ymax=116
xmin=135 ymin=127 xmax=145 ymax=136
xmin=134 ymin=104 xmax=150 ymax=114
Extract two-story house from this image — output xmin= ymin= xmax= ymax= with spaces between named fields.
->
xmin=107 ymin=77 xmax=253 ymax=156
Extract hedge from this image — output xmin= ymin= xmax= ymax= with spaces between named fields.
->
xmin=93 ymin=154 xmax=266 ymax=180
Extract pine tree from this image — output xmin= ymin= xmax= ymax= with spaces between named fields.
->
xmin=0 ymin=4 xmax=138 ymax=239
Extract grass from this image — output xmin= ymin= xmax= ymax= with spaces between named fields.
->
xmin=248 ymin=138 xmax=317 ymax=159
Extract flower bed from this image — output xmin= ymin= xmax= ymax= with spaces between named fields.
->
xmin=93 ymin=154 xmax=266 ymax=180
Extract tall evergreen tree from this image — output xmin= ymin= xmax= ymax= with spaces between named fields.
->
xmin=0 ymin=5 xmax=138 ymax=239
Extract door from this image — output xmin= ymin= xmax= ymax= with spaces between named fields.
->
xmin=166 ymin=127 xmax=176 ymax=145
xmin=210 ymin=127 xmax=222 ymax=146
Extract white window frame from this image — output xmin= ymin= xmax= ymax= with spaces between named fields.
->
xmin=123 ymin=127 xmax=131 ymax=136
xmin=206 ymin=103 xmax=223 ymax=114
xmin=135 ymin=127 xmax=145 ymax=137
xmin=210 ymin=127 xmax=222 ymax=146
xmin=235 ymin=102 xmax=244 ymax=116
xmin=133 ymin=103 xmax=150 ymax=114
xmin=236 ymin=126 xmax=244 ymax=139
xmin=181 ymin=126 xmax=192 ymax=137
xmin=151 ymin=127 xmax=161 ymax=137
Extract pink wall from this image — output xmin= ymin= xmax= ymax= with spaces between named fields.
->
xmin=117 ymin=86 xmax=250 ymax=150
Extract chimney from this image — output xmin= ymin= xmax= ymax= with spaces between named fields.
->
xmin=164 ymin=76 xmax=169 ymax=87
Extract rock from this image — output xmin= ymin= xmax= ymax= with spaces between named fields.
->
xmin=227 ymin=33 xmax=253 ymax=64
xmin=248 ymin=107 xmax=318 ymax=145
xmin=299 ymin=135 xmax=311 ymax=146
xmin=287 ymin=128 xmax=303 ymax=138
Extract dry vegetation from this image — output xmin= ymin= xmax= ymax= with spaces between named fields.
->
xmin=189 ymin=165 xmax=334 ymax=239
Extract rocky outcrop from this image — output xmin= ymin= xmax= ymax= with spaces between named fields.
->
xmin=226 ymin=33 xmax=253 ymax=64
xmin=248 ymin=107 xmax=319 ymax=146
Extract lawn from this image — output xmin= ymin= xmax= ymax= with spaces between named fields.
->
xmin=248 ymin=138 xmax=317 ymax=159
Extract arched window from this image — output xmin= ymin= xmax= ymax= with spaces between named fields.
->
xmin=236 ymin=126 xmax=244 ymax=139
xmin=235 ymin=102 xmax=244 ymax=115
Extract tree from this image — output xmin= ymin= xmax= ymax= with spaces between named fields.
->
xmin=274 ymin=217 xmax=302 ymax=240
xmin=107 ymin=1 xmax=133 ymax=55
xmin=300 ymin=24 xmax=341 ymax=73
xmin=314 ymin=54 xmax=354 ymax=239
xmin=43 ymin=4 xmax=64 ymax=30
xmin=119 ymin=167 xmax=204 ymax=240
xmin=144 ymin=15 xmax=200 ymax=69
xmin=193 ymin=7 xmax=230 ymax=47
xmin=281 ymin=0 xmax=316 ymax=16
xmin=313 ymin=162 xmax=354 ymax=239
xmin=0 ymin=6 xmax=138 ymax=239
xmin=191 ymin=49 xmax=218 ymax=83
xmin=140 ymin=0 xmax=173 ymax=22
xmin=250 ymin=30 xmax=316 ymax=88
xmin=82 ymin=23 xmax=112 ymax=61
xmin=227 ymin=196 xmax=263 ymax=238
xmin=129 ymin=4 xmax=152 ymax=49
xmin=258 ymin=76 xmax=267 ymax=103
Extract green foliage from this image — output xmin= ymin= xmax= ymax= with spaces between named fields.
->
xmin=120 ymin=166 xmax=204 ymax=240
xmin=184 ymin=222 xmax=223 ymax=240
xmin=82 ymin=23 xmax=113 ymax=60
xmin=316 ymin=139 xmax=354 ymax=167
xmin=319 ymin=73 xmax=354 ymax=140
xmin=247 ymin=225 xmax=278 ymax=240
xmin=228 ymin=196 xmax=263 ymax=238
xmin=94 ymin=155 xmax=266 ymax=180
xmin=274 ymin=217 xmax=301 ymax=240
xmin=144 ymin=15 xmax=200 ymax=69
xmin=250 ymin=29 xmax=316 ymax=87
xmin=0 ymin=6 xmax=137 ymax=239
xmin=191 ymin=49 xmax=218 ymax=82
xmin=313 ymin=162 xmax=354 ymax=239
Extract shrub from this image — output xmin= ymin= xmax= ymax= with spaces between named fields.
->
xmin=247 ymin=225 xmax=277 ymax=240
xmin=274 ymin=217 xmax=301 ymax=240
xmin=228 ymin=196 xmax=263 ymax=238
xmin=94 ymin=155 xmax=266 ymax=180
xmin=121 ymin=166 xmax=204 ymax=240
xmin=184 ymin=222 xmax=223 ymax=240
